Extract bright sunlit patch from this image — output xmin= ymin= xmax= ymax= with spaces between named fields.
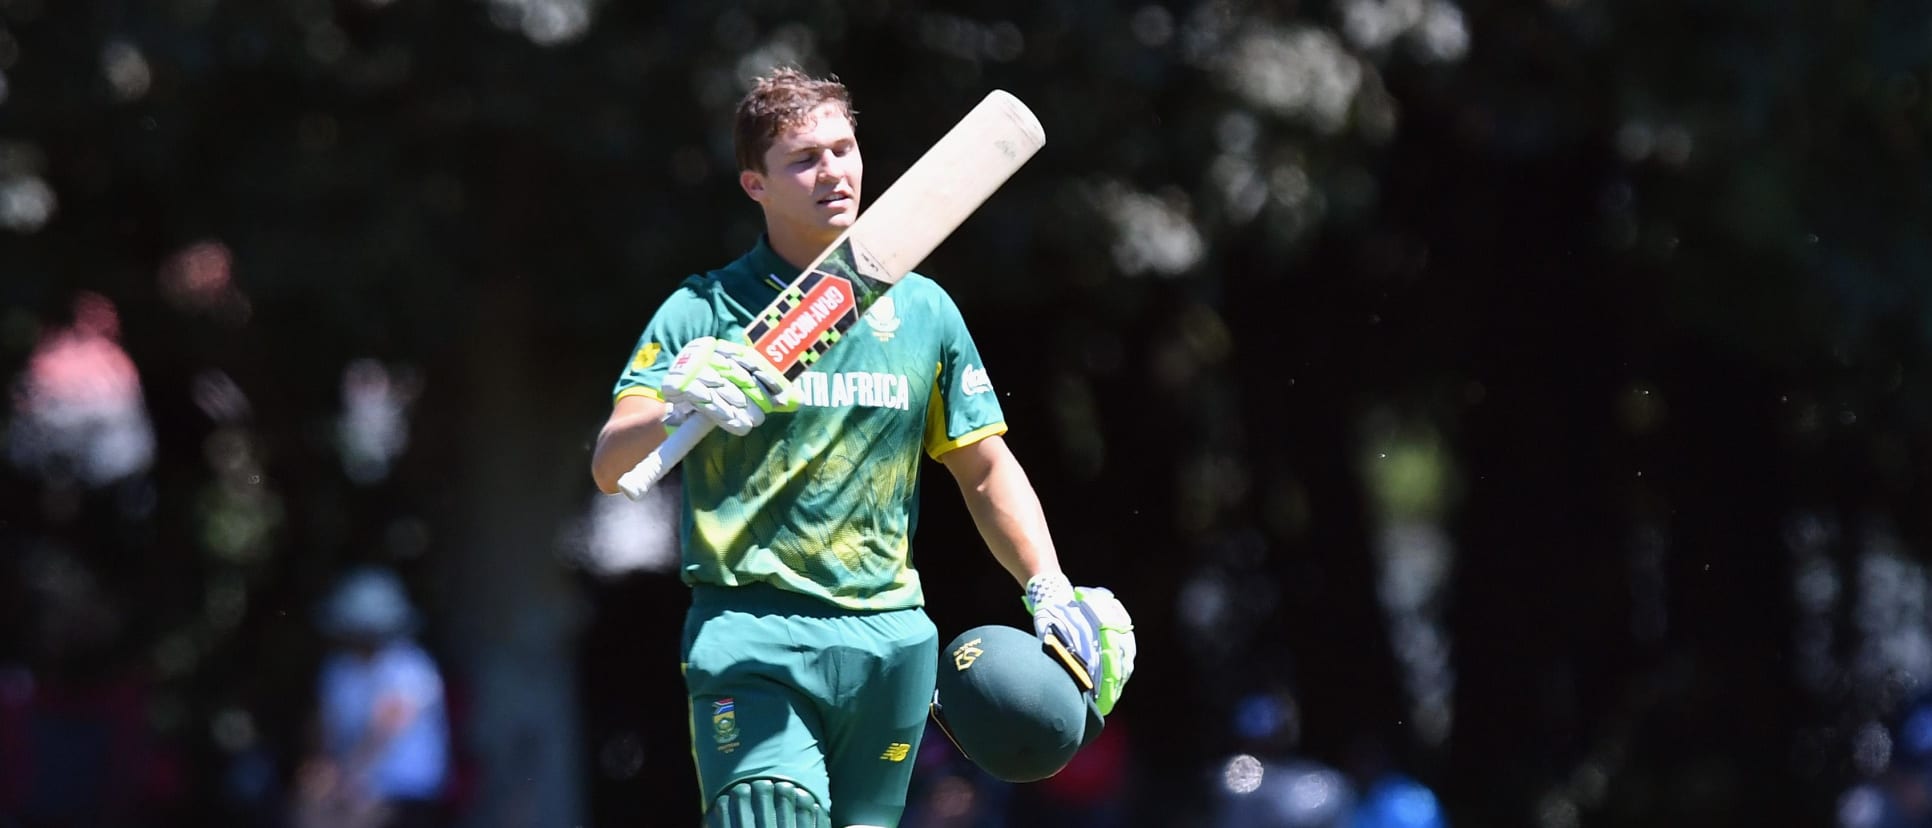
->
xmin=337 ymin=359 xmax=418 ymax=485
xmin=101 ymin=39 xmax=151 ymax=102
xmin=1289 ymin=769 xmax=1342 ymax=813
xmin=1218 ymin=25 xmax=1362 ymax=135
xmin=1840 ymin=784 xmax=1886 ymax=828
xmin=1416 ymin=2 xmax=1468 ymax=62
xmin=1853 ymin=540 xmax=1932 ymax=706
xmin=559 ymin=487 xmax=680 ymax=577
xmin=1340 ymin=0 xmax=1467 ymax=62
xmin=1342 ymin=0 xmax=1426 ymax=51
xmin=1537 ymin=792 xmax=1580 ymax=828
xmin=1091 ymin=179 xmax=1205 ymax=277
xmin=1178 ymin=572 xmax=1232 ymax=635
xmin=0 ymin=173 xmax=54 ymax=232
xmin=1853 ymin=721 xmax=1894 ymax=777
xmin=488 ymin=0 xmax=597 ymax=47
xmin=1222 ymin=753 xmax=1265 ymax=794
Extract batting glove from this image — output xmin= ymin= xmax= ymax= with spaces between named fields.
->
xmin=1025 ymin=573 xmax=1138 ymax=715
xmin=1074 ymin=586 xmax=1136 ymax=715
xmin=660 ymin=337 xmax=797 ymax=436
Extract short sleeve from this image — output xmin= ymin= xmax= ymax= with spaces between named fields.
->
xmin=612 ymin=279 xmax=717 ymax=403
xmin=923 ymin=288 xmax=1007 ymax=459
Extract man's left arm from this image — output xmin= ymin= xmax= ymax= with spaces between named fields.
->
xmin=942 ymin=435 xmax=1137 ymax=714
xmin=940 ymin=434 xmax=1059 ymax=587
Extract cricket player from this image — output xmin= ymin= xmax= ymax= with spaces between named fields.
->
xmin=589 ymin=68 xmax=1135 ymax=828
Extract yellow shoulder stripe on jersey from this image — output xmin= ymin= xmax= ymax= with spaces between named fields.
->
xmin=614 ymin=385 xmax=664 ymax=403
xmin=927 ymin=422 xmax=1008 ymax=460
xmin=925 ymin=362 xmax=1008 ymax=458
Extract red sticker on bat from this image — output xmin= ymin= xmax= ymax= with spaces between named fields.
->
xmin=753 ymin=274 xmax=855 ymax=371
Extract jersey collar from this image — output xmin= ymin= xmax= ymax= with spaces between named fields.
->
xmin=745 ymin=235 xmax=795 ymax=292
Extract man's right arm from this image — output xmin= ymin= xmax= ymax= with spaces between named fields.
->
xmin=591 ymin=395 xmax=671 ymax=494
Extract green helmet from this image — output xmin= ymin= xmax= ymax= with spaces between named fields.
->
xmin=931 ymin=624 xmax=1105 ymax=782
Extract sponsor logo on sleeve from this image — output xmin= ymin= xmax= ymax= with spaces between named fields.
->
xmin=961 ymin=364 xmax=993 ymax=396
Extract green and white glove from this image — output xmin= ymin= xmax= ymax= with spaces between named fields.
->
xmin=660 ymin=337 xmax=797 ymax=436
xmin=1025 ymin=572 xmax=1138 ymax=715
xmin=1073 ymin=585 xmax=1135 ymax=715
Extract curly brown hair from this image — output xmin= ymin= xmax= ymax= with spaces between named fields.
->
xmin=733 ymin=67 xmax=857 ymax=173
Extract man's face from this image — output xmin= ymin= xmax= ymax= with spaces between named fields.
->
xmin=742 ymin=102 xmax=863 ymax=242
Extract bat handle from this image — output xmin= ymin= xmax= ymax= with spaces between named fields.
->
xmin=617 ymin=419 xmax=713 ymax=500
xmin=1043 ymin=631 xmax=1096 ymax=693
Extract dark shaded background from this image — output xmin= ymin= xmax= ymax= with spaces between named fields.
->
xmin=5 ymin=1 xmax=1932 ymax=826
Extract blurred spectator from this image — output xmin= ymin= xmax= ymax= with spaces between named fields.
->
xmin=905 ymin=699 xmax=1135 ymax=828
xmin=0 ymin=545 xmax=184 ymax=825
xmin=1344 ymin=735 xmax=1446 ymax=828
xmin=221 ymin=734 xmax=288 ymax=828
xmin=903 ymin=719 xmax=1015 ymax=828
xmin=1209 ymin=688 xmax=1358 ymax=828
xmin=1010 ymin=717 xmax=1134 ymax=828
xmin=1839 ymin=697 xmax=1932 ymax=828
xmin=293 ymin=566 xmax=450 ymax=828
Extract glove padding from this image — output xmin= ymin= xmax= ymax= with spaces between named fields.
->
xmin=660 ymin=337 xmax=796 ymax=436
xmin=1025 ymin=573 xmax=1137 ymax=716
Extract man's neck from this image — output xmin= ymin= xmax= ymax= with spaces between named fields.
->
xmin=764 ymin=222 xmax=839 ymax=273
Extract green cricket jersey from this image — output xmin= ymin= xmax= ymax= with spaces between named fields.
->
xmin=612 ymin=237 xmax=1007 ymax=611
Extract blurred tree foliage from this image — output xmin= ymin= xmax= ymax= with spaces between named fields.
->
xmin=4 ymin=0 xmax=1932 ymax=826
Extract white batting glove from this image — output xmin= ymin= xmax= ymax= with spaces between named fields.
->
xmin=659 ymin=337 xmax=797 ymax=436
xmin=1074 ymin=586 xmax=1136 ymax=715
xmin=1024 ymin=573 xmax=1138 ymax=715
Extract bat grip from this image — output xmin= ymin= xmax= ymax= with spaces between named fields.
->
xmin=617 ymin=419 xmax=712 ymax=500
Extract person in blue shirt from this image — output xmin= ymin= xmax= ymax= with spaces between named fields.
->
xmin=1211 ymin=688 xmax=1358 ymax=828
xmin=295 ymin=566 xmax=451 ymax=828
xmin=1344 ymin=733 xmax=1446 ymax=828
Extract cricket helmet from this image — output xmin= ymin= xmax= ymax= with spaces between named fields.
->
xmin=931 ymin=624 xmax=1105 ymax=782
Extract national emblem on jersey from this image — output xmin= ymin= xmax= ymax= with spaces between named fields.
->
xmin=631 ymin=342 xmax=661 ymax=371
xmin=865 ymin=295 xmax=901 ymax=342
xmin=711 ymin=698 xmax=740 ymax=754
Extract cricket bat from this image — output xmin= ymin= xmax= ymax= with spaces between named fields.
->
xmin=618 ymin=89 xmax=1046 ymax=500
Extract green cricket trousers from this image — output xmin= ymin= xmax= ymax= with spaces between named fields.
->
xmin=681 ymin=583 xmax=939 ymax=826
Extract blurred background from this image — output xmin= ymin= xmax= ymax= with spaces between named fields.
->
xmin=4 ymin=0 xmax=1932 ymax=826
